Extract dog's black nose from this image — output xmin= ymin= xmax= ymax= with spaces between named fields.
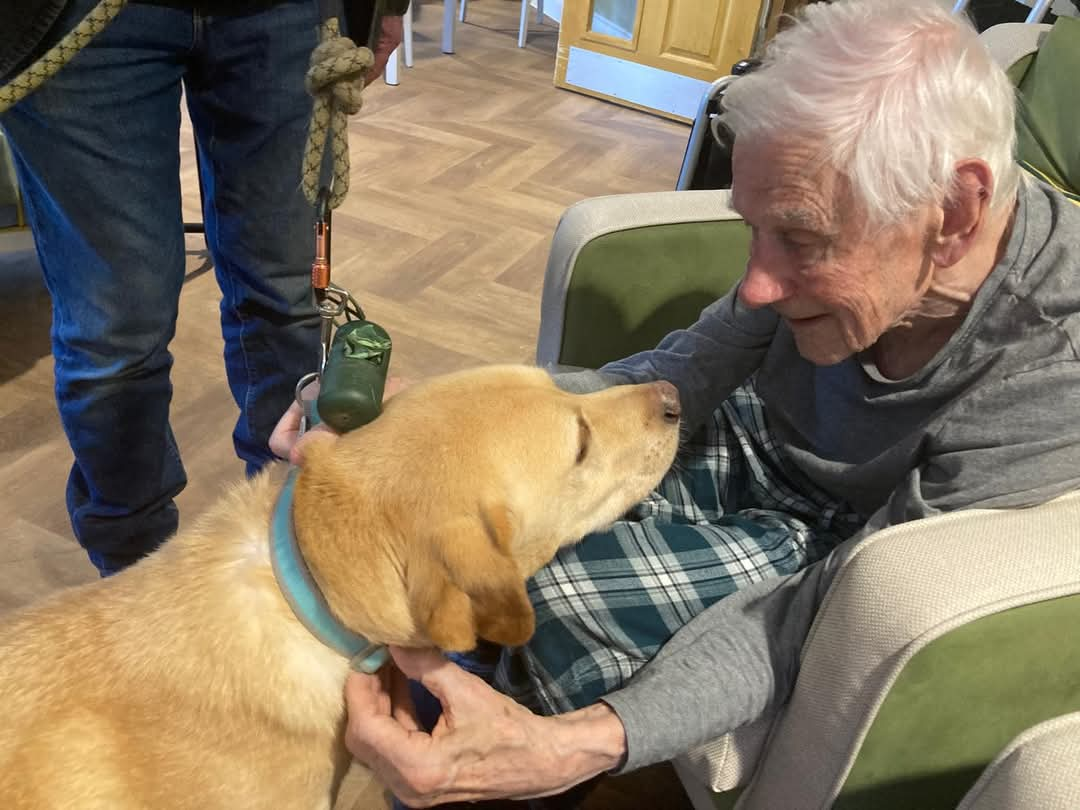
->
xmin=655 ymin=381 xmax=681 ymax=422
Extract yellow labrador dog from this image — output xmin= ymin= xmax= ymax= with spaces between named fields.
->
xmin=0 ymin=365 xmax=680 ymax=810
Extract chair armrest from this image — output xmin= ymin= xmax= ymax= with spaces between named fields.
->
xmin=957 ymin=711 xmax=1080 ymax=810
xmin=675 ymin=492 xmax=1080 ymax=808
xmin=740 ymin=490 xmax=1080 ymax=809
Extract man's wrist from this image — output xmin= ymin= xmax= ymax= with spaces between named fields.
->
xmin=550 ymin=702 xmax=628 ymax=782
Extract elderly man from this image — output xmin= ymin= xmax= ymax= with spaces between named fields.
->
xmin=326 ymin=0 xmax=1080 ymax=805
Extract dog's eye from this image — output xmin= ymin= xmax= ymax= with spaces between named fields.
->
xmin=576 ymin=417 xmax=591 ymax=465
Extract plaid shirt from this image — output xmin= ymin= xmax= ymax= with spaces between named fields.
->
xmin=495 ymin=381 xmax=864 ymax=714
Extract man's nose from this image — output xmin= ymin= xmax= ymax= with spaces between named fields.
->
xmin=738 ymin=257 xmax=790 ymax=309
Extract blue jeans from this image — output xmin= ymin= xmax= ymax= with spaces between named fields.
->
xmin=1 ymin=0 xmax=323 ymax=574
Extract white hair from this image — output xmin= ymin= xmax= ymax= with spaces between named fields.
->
xmin=720 ymin=0 xmax=1020 ymax=228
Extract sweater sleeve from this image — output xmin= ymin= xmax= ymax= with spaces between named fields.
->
xmin=599 ymin=531 xmax=864 ymax=772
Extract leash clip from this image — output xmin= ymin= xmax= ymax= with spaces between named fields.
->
xmin=297 ymin=185 xmax=374 ymax=434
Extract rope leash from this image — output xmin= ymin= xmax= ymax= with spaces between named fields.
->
xmin=302 ymin=18 xmax=375 ymax=209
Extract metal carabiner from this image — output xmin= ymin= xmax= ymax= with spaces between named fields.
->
xmin=312 ymin=186 xmax=333 ymax=302
xmin=294 ymin=371 xmax=322 ymax=437
xmin=312 ymin=186 xmax=337 ymax=374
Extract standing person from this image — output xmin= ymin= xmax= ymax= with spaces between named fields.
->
xmin=0 ymin=0 xmax=405 ymax=575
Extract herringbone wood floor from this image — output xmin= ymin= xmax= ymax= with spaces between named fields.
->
xmin=0 ymin=2 xmax=696 ymax=807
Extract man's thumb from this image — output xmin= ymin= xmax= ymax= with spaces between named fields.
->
xmin=388 ymin=645 xmax=474 ymax=707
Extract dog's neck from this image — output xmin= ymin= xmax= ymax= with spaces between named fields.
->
xmin=105 ymin=468 xmax=355 ymax=743
xmin=288 ymin=444 xmax=424 ymax=648
xmin=269 ymin=468 xmax=388 ymax=673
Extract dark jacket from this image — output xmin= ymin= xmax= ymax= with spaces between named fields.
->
xmin=0 ymin=0 xmax=68 ymax=84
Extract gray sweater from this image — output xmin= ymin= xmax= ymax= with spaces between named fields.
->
xmin=557 ymin=178 xmax=1080 ymax=771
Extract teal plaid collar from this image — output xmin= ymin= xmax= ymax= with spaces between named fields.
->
xmin=270 ymin=468 xmax=388 ymax=674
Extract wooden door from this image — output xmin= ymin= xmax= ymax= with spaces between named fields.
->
xmin=554 ymin=0 xmax=779 ymax=122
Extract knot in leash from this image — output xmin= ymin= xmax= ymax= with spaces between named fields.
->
xmin=305 ymin=26 xmax=372 ymax=115
xmin=302 ymin=18 xmax=374 ymax=209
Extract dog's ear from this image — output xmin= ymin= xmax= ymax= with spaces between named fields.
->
xmin=407 ymin=503 xmax=534 ymax=652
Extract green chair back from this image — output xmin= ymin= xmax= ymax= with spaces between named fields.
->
xmin=1008 ymin=17 xmax=1080 ymax=201
xmin=558 ymin=219 xmax=749 ymax=369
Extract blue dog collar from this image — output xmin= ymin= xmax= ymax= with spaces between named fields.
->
xmin=270 ymin=468 xmax=389 ymax=674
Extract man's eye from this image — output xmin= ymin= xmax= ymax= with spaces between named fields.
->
xmin=781 ymin=234 xmax=824 ymax=259
xmin=781 ymin=233 xmax=814 ymax=249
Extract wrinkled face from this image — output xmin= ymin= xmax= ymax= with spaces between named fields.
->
xmin=730 ymin=137 xmax=939 ymax=365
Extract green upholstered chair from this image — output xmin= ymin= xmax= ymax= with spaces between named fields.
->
xmin=991 ymin=19 xmax=1080 ymax=205
xmin=534 ymin=19 xmax=1080 ymax=810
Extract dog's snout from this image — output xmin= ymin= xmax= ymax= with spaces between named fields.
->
xmin=654 ymin=381 xmax=681 ymax=423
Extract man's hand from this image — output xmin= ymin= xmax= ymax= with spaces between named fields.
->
xmin=344 ymin=647 xmax=628 ymax=807
xmin=365 ymin=15 xmax=405 ymax=83
xmin=267 ymin=391 xmax=337 ymax=465
xmin=268 ymin=376 xmax=410 ymax=464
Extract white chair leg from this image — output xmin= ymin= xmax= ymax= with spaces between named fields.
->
xmin=536 ymin=0 xmax=543 ymax=24
xmin=403 ymin=1 xmax=414 ymax=67
xmin=384 ymin=45 xmax=401 ymax=85
xmin=518 ymin=0 xmax=529 ymax=47
xmin=442 ymin=0 xmax=456 ymax=53
xmin=459 ymin=0 xmax=468 ymax=23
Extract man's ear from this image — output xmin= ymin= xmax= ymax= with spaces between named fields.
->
xmin=931 ymin=159 xmax=994 ymax=268
xmin=407 ymin=503 xmax=534 ymax=652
